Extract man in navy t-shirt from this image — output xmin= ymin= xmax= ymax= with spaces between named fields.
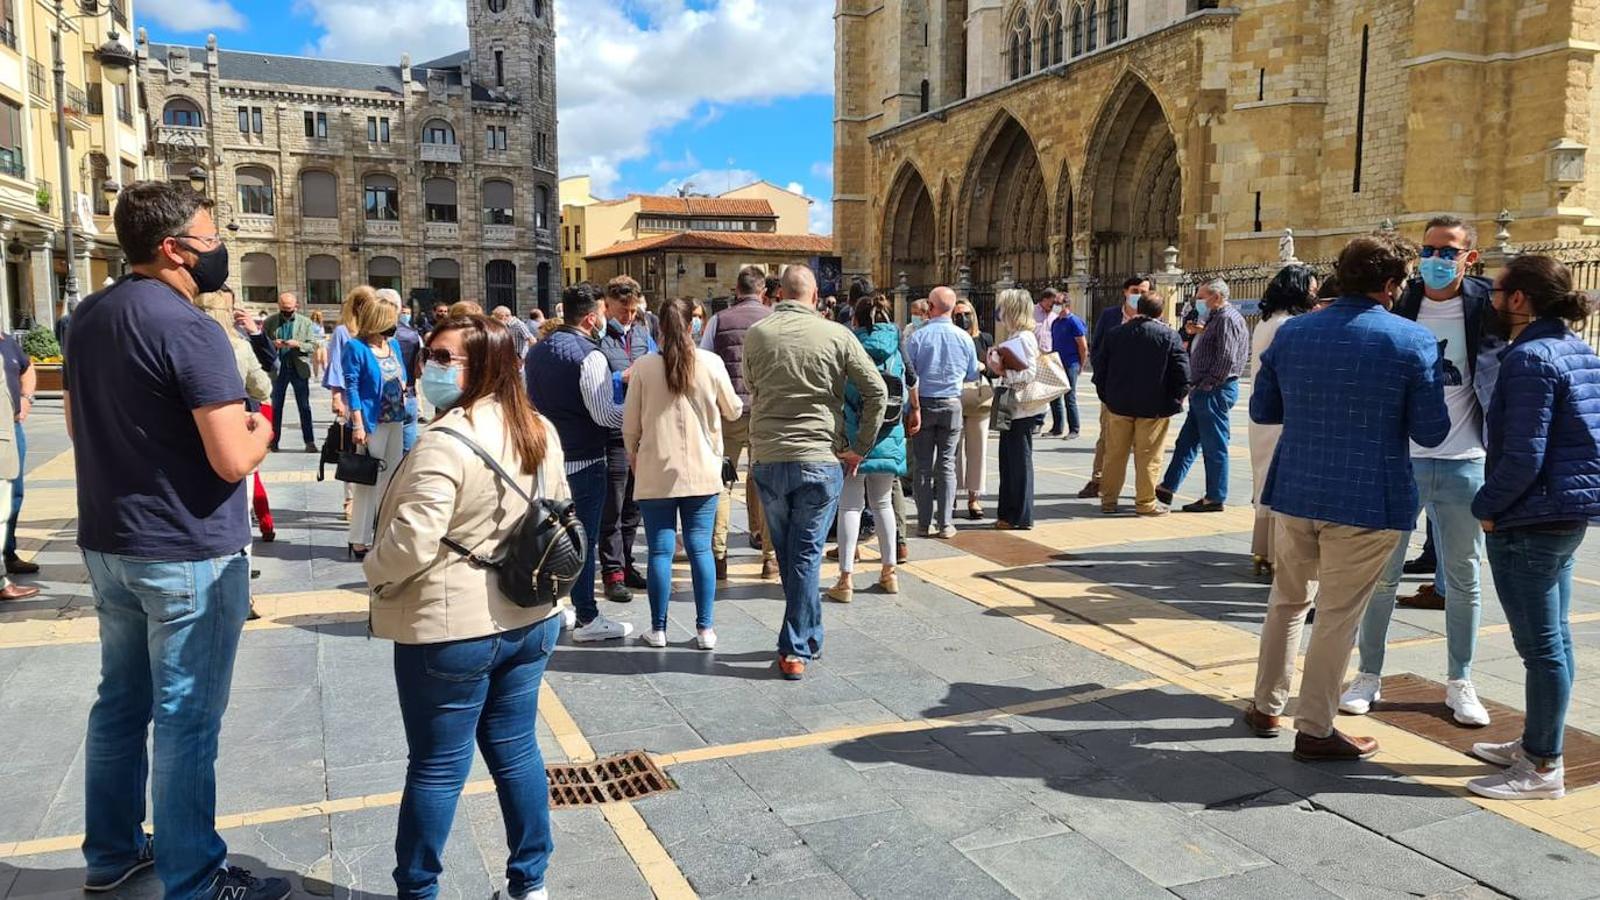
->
xmin=1049 ymin=296 xmax=1090 ymax=439
xmin=65 ymin=182 xmax=284 ymax=900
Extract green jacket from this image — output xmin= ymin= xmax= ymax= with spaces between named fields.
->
xmin=744 ymin=301 xmax=888 ymax=463
xmin=261 ymin=312 xmax=321 ymax=379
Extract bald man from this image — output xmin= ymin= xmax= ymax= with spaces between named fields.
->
xmin=905 ymin=286 xmax=980 ymax=537
xmin=744 ymin=264 xmax=888 ymax=681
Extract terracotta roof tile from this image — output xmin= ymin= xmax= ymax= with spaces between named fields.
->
xmin=631 ymin=195 xmax=776 ymax=217
xmin=587 ymin=231 xmax=835 ymax=260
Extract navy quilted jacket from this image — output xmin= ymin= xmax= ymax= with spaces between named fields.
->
xmin=1472 ymin=318 xmax=1600 ymax=529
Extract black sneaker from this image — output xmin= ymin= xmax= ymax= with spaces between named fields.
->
xmin=1155 ymin=487 xmax=1174 ymax=506
xmin=605 ymin=580 xmax=633 ymax=603
xmin=206 ymin=866 xmax=290 ymax=900
xmin=5 ymin=553 xmax=39 ymax=575
xmin=84 ymin=835 xmax=154 ymax=892
xmin=1181 ymin=499 xmax=1225 ymax=513
xmin=1402 ymin=555 xmax=1437 ymax=575
xmin=623 ymin=567 xmax=647 ymax=590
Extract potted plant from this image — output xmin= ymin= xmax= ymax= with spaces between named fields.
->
xmin=22 ymin=327 xmax=62 ymax=392
xmin=34 ymin=184 xmax=50 ymax=212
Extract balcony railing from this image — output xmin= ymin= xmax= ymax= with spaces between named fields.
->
xmin=117 ymin=103 xmax=132 ymax=126
xmin=0 ymin=21 xmax=17 ymax=51
xmin=418 ymin=142 xmax=461 ymax=164
xmin=156 ymin=125 xmax=209 ymax=149
xmin=234 ymin=214 xmax=276 ymax=236
xmin=27 ymin=61 xmax=46 ymax=99
xmin=483 ymin=224 xmax=516 ymax=244
xmin=0 ymin=148 xmax=23 ymax=180
xmin=364 ymin=220 xmax=402 ymax=241
xmin=301 ymin=216 xmax=341 ymax=237
xmin=425 ymin=221 xmax=460 ymax=241
xmin=64 ymin=85 xmax=90 ymax=121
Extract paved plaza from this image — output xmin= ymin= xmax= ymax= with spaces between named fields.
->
xmin=4 ymin=386 xmax=1600 ymax=899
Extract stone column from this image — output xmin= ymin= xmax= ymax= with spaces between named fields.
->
xmin=29 ymin=236 xmax=56 ymax=330
xmin=0 ymin=217 xmax=12 ymax=335
xmin=893 ymin=272 xmax=910 ymax=326
xmin=1150 ymin=246 xmax=1186 ymax=329
xmin=955 ymin=265 xmax=972 ymax=303
xmin=75 ymin=246 xmax=94 ymax=305
xmin=993 ymin=262 xmax=1017 ymax=343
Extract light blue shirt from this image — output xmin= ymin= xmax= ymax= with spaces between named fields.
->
xmin=904 ymin=317 xmax=980 ymax=400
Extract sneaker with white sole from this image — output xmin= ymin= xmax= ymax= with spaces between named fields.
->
xmin=1446 ymin=679 xmax=1491 ymax=727
xmin=1338 ymin=672 xmax=1383 ymax=715
xmin=641 ymin=629 xmax=667 ymax=648
xmin=696 ymin=628 xmax=717 ymax=650
xmin=938 ymin=525 xmax=958 ymax=539
xmin=571 ymin=614 xmax=633 ymax=643
xmin=492 ymin=887 xmax=549 ymax=900
xmin=1472 ymin=739 xmax=1524 ymax=768
xmin=1468 ymin=755 xmax=1566 ymax=800
xmin=557 ymin=606 xmax=577 ymax=631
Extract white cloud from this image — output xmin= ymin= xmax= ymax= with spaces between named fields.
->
xmin=141 ymin=0 xmax=247 ymax=31
xmin=293 ymin=0 xmax=467 ymax=63
xmin=655 ymin=169 xmax=760 ymax=197
xmin=809 ymin=198 xmax=833 ymax=236
xmin=810 ymin=161 xmax=834 ymax=183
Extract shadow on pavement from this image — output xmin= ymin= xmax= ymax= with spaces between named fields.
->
xmin=0 ymin=854 xmax=339 ymax=900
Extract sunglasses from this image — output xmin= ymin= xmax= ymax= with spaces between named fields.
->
xmin=1419 ymin=246 xmax=1469 ymax=261
xmin=426 ymin=348 xmax=468 ymax=367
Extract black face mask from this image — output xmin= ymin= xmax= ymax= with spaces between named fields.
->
xmin=180 ymin=242 xmax=230 ymax=295
xmin=954 ymin=314 xmax=973 ymax=331
xmin=281 ymin=310 xmax=295 ymax=320
xmin=382 ymin=326 xmax=398 ymax=338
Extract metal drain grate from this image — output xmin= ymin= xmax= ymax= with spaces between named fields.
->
xmin=547 ymin=751 xmax=676 ymax=809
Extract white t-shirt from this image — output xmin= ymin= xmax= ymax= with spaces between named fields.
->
xmin=1411 ymin=297 xmax=1485 ymax=460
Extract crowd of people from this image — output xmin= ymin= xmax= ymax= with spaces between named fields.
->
xmin=38 ymin=180 xmax=1600 ymax=900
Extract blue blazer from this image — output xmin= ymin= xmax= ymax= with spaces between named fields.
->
xmin=1251 ymin=296 xmax=1451 ymax=531
xmin=341 ymin=337 xmax=407 ymax=428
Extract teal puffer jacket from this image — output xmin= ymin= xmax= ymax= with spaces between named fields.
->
xmin=843 ymin=323 xmax=908 ymax=477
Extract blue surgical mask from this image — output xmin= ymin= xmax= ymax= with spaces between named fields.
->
xmin=421 ymin=362 xmax=463 ymax=410
xmin=399 ymin=314 xmax=412 ymax=326
xmin=1196 ymin=302 xmax=1211 ymax=324
xmin=1419 ymin=257 xmax=1460 ymax=292
xmin=691 ymin=318 xmax=704 ymax=338
xmin=911 ymin=315 xmax=926 ymax=327
xmin=1125 ymin=292 xmax=1141 ymax=310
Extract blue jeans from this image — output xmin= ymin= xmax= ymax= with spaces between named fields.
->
xmin=1488 ymin=526 xmax=1586 ymax=761
xmin=1160 ymin=379 xmax=1238 ymax=503
xmin=402 ymin=394 xmax=420 ymax=453
xmin=567 ymin=462 xmax=608 ymax=625
xmin=1065 ymin=363 xmax=1082 ymax=434
xmin=1047 ymin=395 xmax=1066 ymax=434
xmin=5 ymin=421 xmax=23 ymax=557
xmin=639 ymin=495 xmax=719 ymax=633
xmin=1358 ymin=457 xmax=1485 ymax=680
xmin=82 ymin=549 xmax=252 ymax=900
xmin=392 ymin=616 xmax=560 ymax=900
xmin=753 ymin=461 xmax=844 ymax=660
xmin=270 ymin=364 xmax=315 ymax=446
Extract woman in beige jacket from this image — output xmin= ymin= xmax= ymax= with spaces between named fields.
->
xmin=623 ymin=297 xmax=741 ymax=649
xmin=362 ymin=315 xmax=568 ymax=900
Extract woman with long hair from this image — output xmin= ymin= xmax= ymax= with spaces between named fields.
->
xmin=310 ymin=309 xmax=328 ymax=380
xmin=1467 ymin=256 xmax=1600 ymax=801
xmin=990 ymin=289 xmax=1049 ymax=530
xmin=365 ymin=315 xmax=568 ymax=898
xmin=623 ymin=297 xmax=742 ymax=648
xmin=953 ymin=297 xmax=995 ymax=520
xmin=1248 ymin=264 xmax=1318 ymax=575
xmin=342 ymin=297 xmax=410 ymax=558
xmin=825 ymin=294 xmax=908 ymax=603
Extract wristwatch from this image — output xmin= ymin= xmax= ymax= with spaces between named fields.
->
xmin=19 ymin=393 xmax=33 ymax=403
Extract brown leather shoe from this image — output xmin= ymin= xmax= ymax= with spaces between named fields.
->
xmin=0 ymin=583 xmax=40 ymax=601
xmin=1397 ymin=584 xmax=1446 ymax=610
xmin=1242 ymin=705 xmax=1282 ymax=738
xmin=1293 ymin=729 xmax=1380 ymax=762
xmin=761 ymin=558 xmax=779 ymax=581
xmin=1077 ymin=481 xmax=1101 ymax=499
xmin=896 ymin=541 xmax=909 ymax=565
xmin=715 ymin=556 xmax=728 ymax=582
xmin=778 ymin=655 xmax=806 ymax=681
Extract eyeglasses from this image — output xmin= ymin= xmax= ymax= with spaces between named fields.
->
xmin=1419 ymin=246 xmax=1469 ymax=261
xmin=426 ymin=348 xmax=468 ymax=367
xmin=172 ymin=232 xmax=223 ymax=249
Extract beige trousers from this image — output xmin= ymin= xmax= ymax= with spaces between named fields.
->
xmin=1253 ymin=514 xmax=1402 ymax=737
xmin=1090 ymin=405 xmax=1109 ymax=481
xmin=712 ymin=413 xmax=772 ymax=561
xmin=1099 ymin=413 xmax=1170 ymax=513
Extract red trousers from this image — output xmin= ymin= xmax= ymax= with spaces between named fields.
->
xmin=254 ymin=403 xmax=275 ymax=538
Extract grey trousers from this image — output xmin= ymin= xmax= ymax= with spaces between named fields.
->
xmin=913 ymin=397 xmax=963 ymax=532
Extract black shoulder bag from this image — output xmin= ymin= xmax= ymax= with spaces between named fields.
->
xmin=433 ymin=427 xmax=587 ymax=610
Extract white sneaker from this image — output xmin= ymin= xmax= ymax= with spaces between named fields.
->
xmin=557 ymin=606 xmax=577 ymax=631
xmin=1472 ymin=739 xmax=1524 ymax=768
xmin=571 ymin=614 xmax=633 ymax=643
xmin=494 ymin=886 xmax=548 ymax=900
xmin=1446 ymin=679 xmax=1491 ymax=727
xmin=696 ymin=628 xmax=717 ymax=650
xmin=1468 ymin=756 xmax=1566 ymax=800
xmin=1339 ymin=672 xmax=1383 ymax=715
xmin=641 ymin=629 xmax=667 ymax=648
xmin=939 ymin=525 xmax=958 ymax=539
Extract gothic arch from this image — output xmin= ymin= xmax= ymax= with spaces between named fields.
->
xmin=1055 ymin=160 xmax=1077 ymax=275
xmin=883 ymin=161 xmax=937 ymax=289
xmin=959 ymin=109 xmax=1051 ymax=284
xmin=1080 ymin=71 xmax=1181 ymax=276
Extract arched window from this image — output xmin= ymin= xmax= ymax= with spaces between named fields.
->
xmin=1120 ymin=0 xmax=1130 ymax=40
xmin=368 ymin=256 xmax=402 ymax=293
xmin=483 ymin=178 xmax=515 ymax=224
xmin=486 ymin=260 xmax=517 ymax=310
xmin=428 ymin=258 xmax=461 ymax=302
xmin=423 ymin=177 xmax=458 ymax=223
xmin=1041 ymin=0 xmax=1064 ymax=67
xmin=1106 ymin=0 xmax=1120 ymax=45
xmin=364 ymin=173 xmax=399 ymax=221
xmin=1086 ymin=0 xmax=1099 ymax=52
xmin=535 ymin=184 xmax=551 ymax=230
xmin=1007 ymin=10 xmax=1032 ymax=81
xmin=1071 ymin=3 xmax=1084 ymax=56
xmin=162 ymin=97 xmax=202 ymax=127
xmin=241 ymin=253 xmax=277 ymax=304
xmin=235 ymin=166 xmax=274 ymax=216
xmin=300 ymin=170 xmax=339 ymax=218
xmin=305 ymin=254 xmax=341 ymax=304
xmin=422 ymin=118 xmax=455 ymax=145
xmin=919 ymin=79 xmax=931 ymax=113
xmin=536 ymin=261 xmax=552 ymax=312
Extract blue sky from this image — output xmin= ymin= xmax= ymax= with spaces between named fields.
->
xmin=138 ymin=0 xmax=837 ymax=231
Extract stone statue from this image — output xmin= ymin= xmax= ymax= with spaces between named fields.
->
xmin=1279 ymin=228 xmax=1296 ymax=263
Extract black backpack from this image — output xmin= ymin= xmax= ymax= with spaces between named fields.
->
xmin=434 ymin=428 xmax=587 ymax=611
xmin=851 ymin=354 xmax=904 ymax=446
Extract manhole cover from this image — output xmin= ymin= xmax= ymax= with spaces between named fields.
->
xmin=547 ymin=751 xmax=676 ymax=809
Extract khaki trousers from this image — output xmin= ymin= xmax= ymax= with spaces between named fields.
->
xmin=1253 ymin=514 xmax=1403 ymax=738
xmin=1099 ymin=413 xmax=1170 ymax=512
xmin=712 ymin=414 xmax=773 ymax=561
xmin=1090 ymin=406 xmax=1109 ymax=481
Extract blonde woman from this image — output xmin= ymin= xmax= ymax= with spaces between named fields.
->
xmin=989 ymin=289 xmax=1049 ymax=530
xmin=953 ymin=298 xmax=994 ymax=520
xmin=342 ymin=297 xmax=410 ymax=558
xmin=310 ymin=310 xmax=328 ymax=380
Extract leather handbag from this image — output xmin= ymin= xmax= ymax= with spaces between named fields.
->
xmin=334 ymin=448 xmax=382 ymax=486
xmin=434 ymin=428 xmax=587 ymax=610
xmin=1014 ymin=351 xmax=1073 ymax=406
xmin=317 ymin=422 xmax=350 ymax=482
xmin=989 ymin=384 xmax=1018 ymax=434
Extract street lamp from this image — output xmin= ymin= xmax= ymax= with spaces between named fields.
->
xmin=51 ymin=0 xmax=136 ymax=314
xmin=187 ymin=166 xmax=208 ymax=193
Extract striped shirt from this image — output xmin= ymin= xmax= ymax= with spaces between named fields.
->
xmin=1189 ymin=303 xmax=1250 ymax=392
xmin=566 ymin=351 xmax=623 ymax=476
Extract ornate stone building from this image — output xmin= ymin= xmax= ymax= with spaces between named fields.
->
xmin=138 ymin=0 xmax=560 ymax=313
xmin=836 ymin=1 xmax=1600 ymax=293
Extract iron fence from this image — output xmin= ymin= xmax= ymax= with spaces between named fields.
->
xmin=1519 ymin=240 xmax=1600 ymax=348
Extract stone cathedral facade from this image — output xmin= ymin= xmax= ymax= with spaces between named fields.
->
xmin=835 ymin=0 xmax=1600 ymax=291
xmin=138 ymin=0 xmax=561 ymax=312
